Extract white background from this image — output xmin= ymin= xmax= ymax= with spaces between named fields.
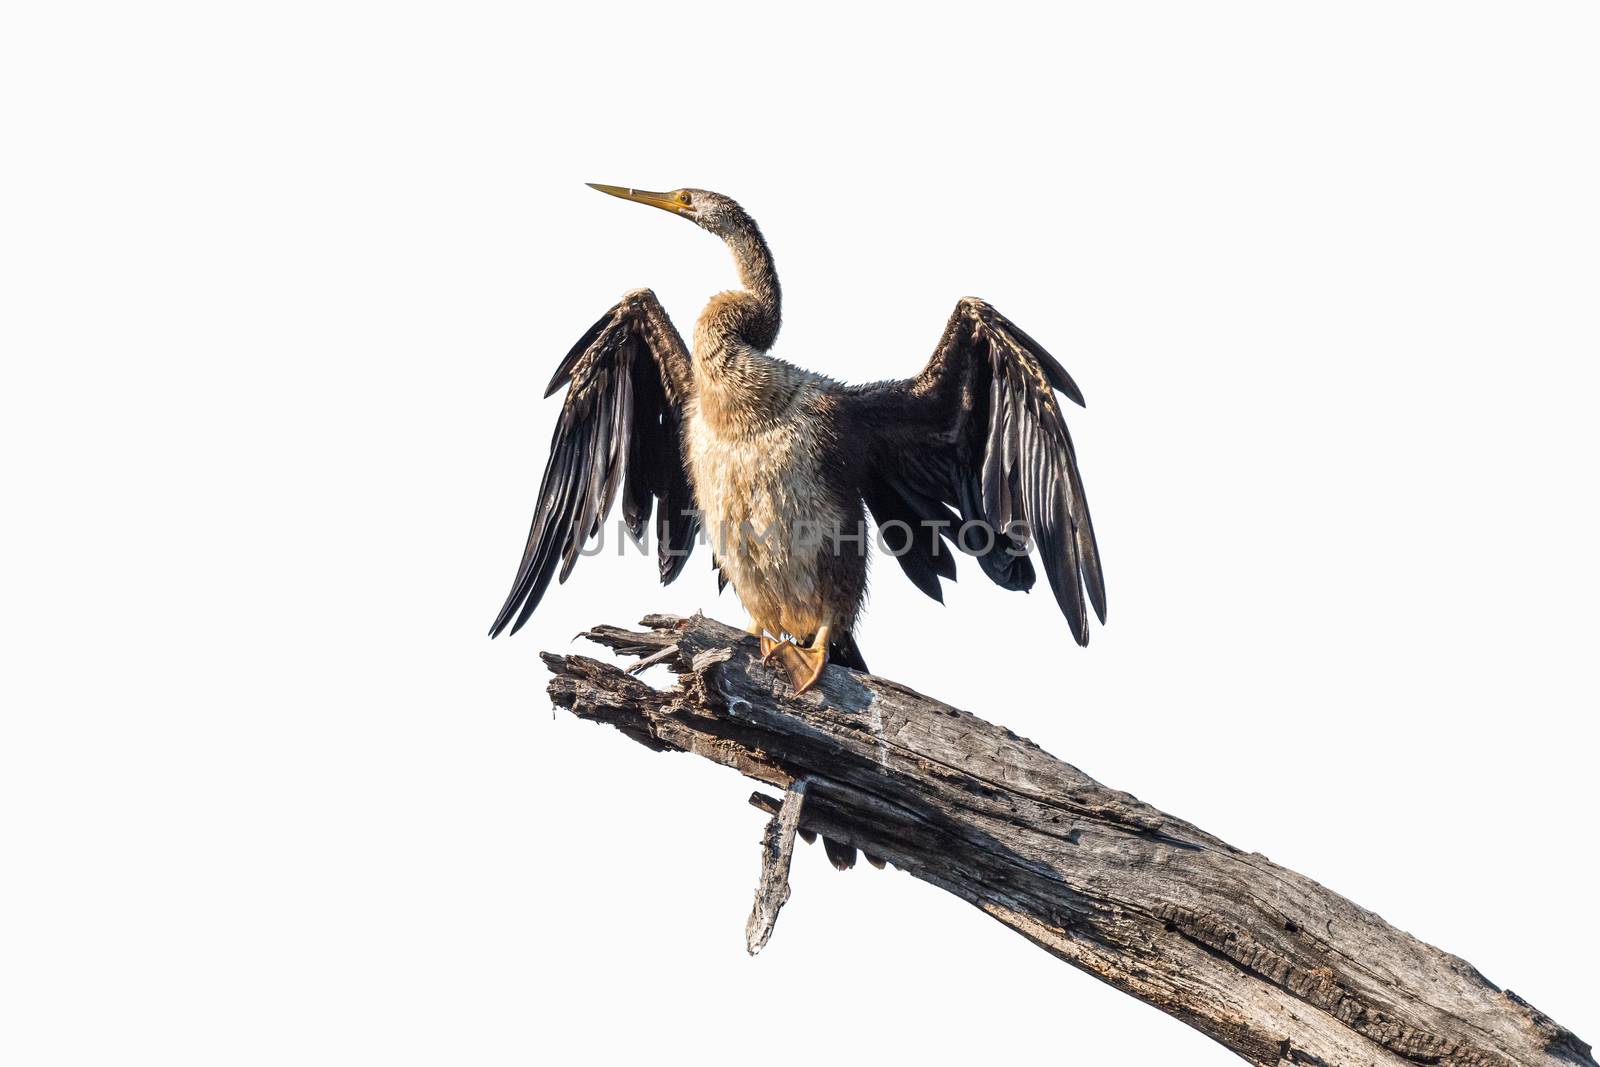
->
xmin=3 ymin=3 xmax=1597 ymax=1064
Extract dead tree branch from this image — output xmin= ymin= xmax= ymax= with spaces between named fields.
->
xmin=541 ymin=613 xmax=1593 ymax=1067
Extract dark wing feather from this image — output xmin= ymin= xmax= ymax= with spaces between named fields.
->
xmin=843 ymin=298 xmax=1104 ymax=644
xmin=489 ymin=289 xmax=697 ymax=638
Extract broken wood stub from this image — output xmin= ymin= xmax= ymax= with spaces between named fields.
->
xmin=745 ymin=778 xmax=808 ymax=955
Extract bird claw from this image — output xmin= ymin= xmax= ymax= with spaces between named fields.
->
xmin=756 ymin=628 xmax=828 ymax=694
xmin=772 ymin=640 xmax=828 ymax=695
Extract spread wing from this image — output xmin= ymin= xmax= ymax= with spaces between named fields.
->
xmin=844 ymin=298 xmax=1105 ymax=644
xmin=488 ymin=289 xmax=698 ymax=638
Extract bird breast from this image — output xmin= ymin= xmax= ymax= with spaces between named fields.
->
xmin=685 ymin=383 xmax=841 ymax=637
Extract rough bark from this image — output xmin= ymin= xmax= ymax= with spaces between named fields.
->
xmin=541 ymin=613 xmax=1593 ymax=1067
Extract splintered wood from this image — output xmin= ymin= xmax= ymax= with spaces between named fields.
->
xmin=745 ymin=779 xmax=808 ymax=955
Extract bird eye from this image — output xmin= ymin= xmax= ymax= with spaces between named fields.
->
xmin=676 ymin=191 xmax=692 ymax=205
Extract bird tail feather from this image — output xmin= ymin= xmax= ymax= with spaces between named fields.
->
xmin=820 ymin=631 xmax=870 ymax=870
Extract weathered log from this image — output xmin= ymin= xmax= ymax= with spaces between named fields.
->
xmin=541 ymin=613 xmax=1593 ymax=1067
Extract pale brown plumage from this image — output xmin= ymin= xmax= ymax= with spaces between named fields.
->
xmin=490 ymin=186 xmax=1105 ymax=722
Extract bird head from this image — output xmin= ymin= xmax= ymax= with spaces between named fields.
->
xmin=586 ymin=184 xmax=752 ymax=240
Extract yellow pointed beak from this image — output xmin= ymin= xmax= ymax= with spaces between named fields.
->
xmin=586 ymin=183 xmax=689 ymax=216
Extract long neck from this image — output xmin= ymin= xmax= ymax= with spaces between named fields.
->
xmin=728 ymin=226 xmax=780 ymax=345
xmin=691 ymin=219 xmax=793 ymax=432
xmin=706 ymin=221 xmax=780 ymax=353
